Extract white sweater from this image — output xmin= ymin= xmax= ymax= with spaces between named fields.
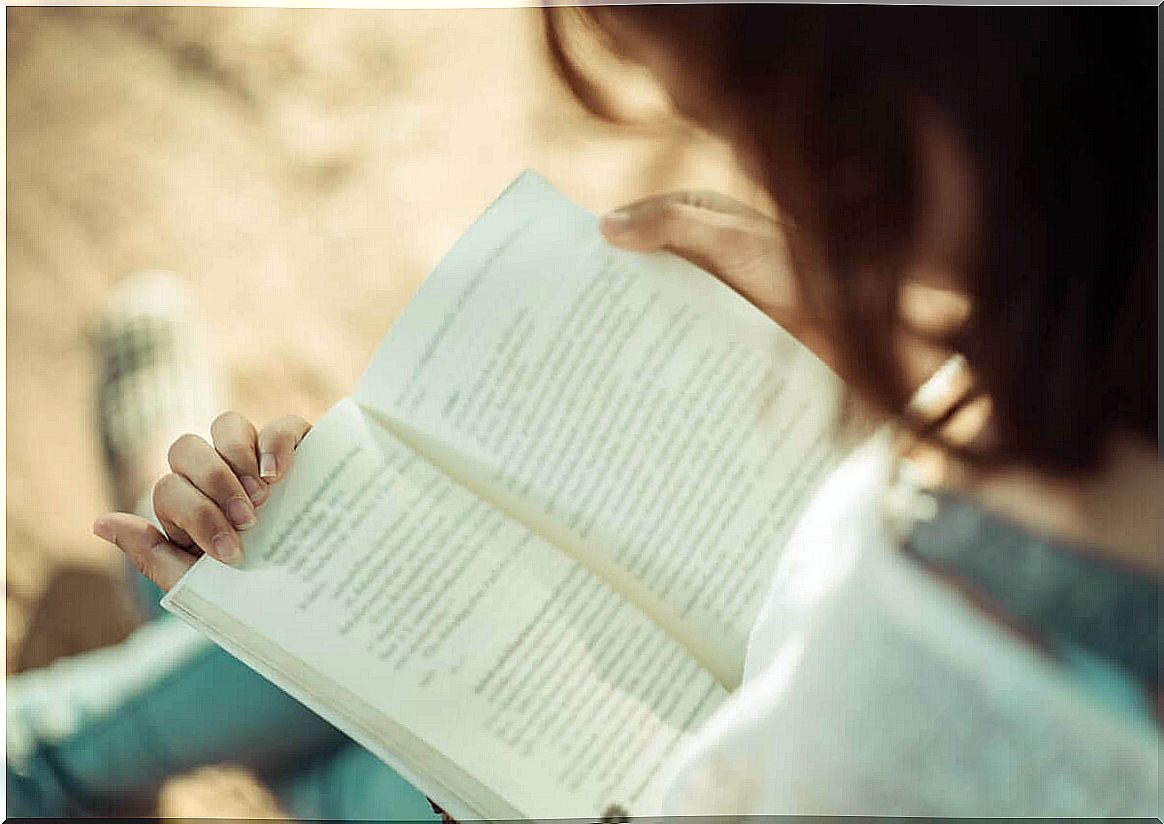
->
xmin=659 ymin=435 xmax=1160 ymax=817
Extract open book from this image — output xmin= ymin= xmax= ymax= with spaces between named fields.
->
xmin=162 ymin=171 xmax=846 ymax=820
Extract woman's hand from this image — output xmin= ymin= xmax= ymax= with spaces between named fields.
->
xmin=600 ymin=190 xmax=838 ymax=366
xmin=600 ymin=190 xmax=799 ymax=322
xmin=91 ymin=412 xmax=312 ymax=592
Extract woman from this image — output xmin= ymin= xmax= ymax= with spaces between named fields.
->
xmin=13 ymin=5 xmax=1158 ymax=817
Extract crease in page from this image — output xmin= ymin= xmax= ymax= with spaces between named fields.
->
xmin=355 ymin=402 xmax=742 ymax=690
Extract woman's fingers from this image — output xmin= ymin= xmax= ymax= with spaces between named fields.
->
xmin=168 ymin=433 xmax=257 ymax=532
xmin=600 ymin=191 xmax=777 ymax=283
xmin=601 ymin=193 xmax=734 ymax=256
xmin=604 ymin=190 xmax=764 ymax=230
xmin=210 ymin=411 xmax=267 ymax=507
xmin=600 ymin=190 xmax=765 ymax=249
xmin=600 ymin=190 xmax=794 ymax=317
xmin=603 ymin=202 xmax=726 ymax=265
xmin=256 ymin=415 xmax=313 ymax=484
xmin=95 ymin=411 xmax=312 ymax=577
xmin=92 ymin=512 xmax=198 ymax=592
xmin=153 ymin=471 xmax=245 ymax=566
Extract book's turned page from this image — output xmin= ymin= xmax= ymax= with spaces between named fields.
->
xmin=354 ymin=171 xmax=846 ymax=678
xmin=163 ymin=397 xmax=726 ymax=820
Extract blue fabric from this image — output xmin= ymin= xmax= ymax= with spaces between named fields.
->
xmin=1058 ymin=641 xmax=1157 ymax=727
xmin=12 ymin=485 xmax=1156 ymax=818
xmin=904 ymin=488 xmax=1159 ymax=726
xmin=7 ymin=570 xmax=439 ymax=821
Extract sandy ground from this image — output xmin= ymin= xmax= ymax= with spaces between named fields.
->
xmin=6 ymin=7 xmax=757 ymax=817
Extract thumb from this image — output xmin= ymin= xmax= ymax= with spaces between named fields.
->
xmin=93 ymin=512 xmax=198 ymax=592
xmin=599 ymin=193 xmax=762 ymax=280
xmin=601 ymin=194 xmax=732 ymax=249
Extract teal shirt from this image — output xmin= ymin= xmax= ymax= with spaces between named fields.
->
xmin=904 ymin=489 xmax=1159 ymax=729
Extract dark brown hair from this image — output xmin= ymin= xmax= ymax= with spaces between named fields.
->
xmin=544 ymin=4 xmax=1157 ymax=476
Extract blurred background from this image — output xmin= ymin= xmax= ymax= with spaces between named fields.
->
xmin=6 ymin=5 xmax=756 ymax=817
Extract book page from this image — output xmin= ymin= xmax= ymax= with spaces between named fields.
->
xmin=354 ymin=171 xmax=847 ymax=677
xmin=164 ymin=396 xmax=726 ymax=819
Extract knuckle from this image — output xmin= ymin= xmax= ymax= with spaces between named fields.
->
xmin=708 ymin=222 xmax=736 ymax=247
xmin=219 ymin=442 xmax=255 ymax=473
xmin=167 ymin=432 xmax=204 ymax=466
xmin=689 ymin=189 xmax=721 ymax=208
xmin=153 ymin=472 xmax=183 ymax=508
xmin=195 ymin=502 xmax=226 ymax=537
xmin=132 ymin=548 xmax=156 ymax=583
xmin=660 ymin=200 xmax=688 ymax=227
xmin=208 ymin=463 xmax=240 ymax=497
xmin=210 ymin=410 xmax=242 ymax=437
xmin=118 ymin=529 xmax=142 ymax=561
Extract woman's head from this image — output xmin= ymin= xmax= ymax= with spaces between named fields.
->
xmin=545 ymin=5 xmax=1156 ymax=476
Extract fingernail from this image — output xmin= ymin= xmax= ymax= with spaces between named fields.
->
xmin=228 ymin=496 xmax=257 ymax=530
xmin=91 ymin=518 xmax=115 ymax=543
xmin=601 ymin=210 xmax=631 ymax=231
xmin=212 ymin=532 xmax=244 ymax=567
xmin=259 ymin=452 xmax=277 ymax=480
xmin=240 ymin=475 xmax=265 ymax=505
